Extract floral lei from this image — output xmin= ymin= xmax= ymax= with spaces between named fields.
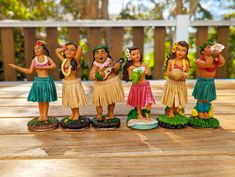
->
xmin=61 ymin=59 xmax=72 ymax=77
xmin=93 ymin=58 xmax=111 ymax=69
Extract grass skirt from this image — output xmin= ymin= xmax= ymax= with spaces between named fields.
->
xmin=192 ymin=78 xmax=216 ymax=101
xmin=127 ymin=81 xmax=155 ymax=108
xmin=27 ymin=76 xmax=57 ymax=102
xmin=93 ymin=75 xmax=124 ymax=106
xmin=62 ymin=79 xmax=88 ymax=108
xmin=161 ymin=79 xmax=187 ymax=108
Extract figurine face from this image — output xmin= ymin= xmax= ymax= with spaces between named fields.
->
xmin=64 ymin=44 xmax=77 ymax=58
xmin=94 ymin=48 xmax=108 ymax=64
xmin=176 ymin=45 xmax=187 ymax=59
xmin=34 ymin=45 xmax=44 ymax=56
xmin=130 ymin=49 xmax=141 ymax=62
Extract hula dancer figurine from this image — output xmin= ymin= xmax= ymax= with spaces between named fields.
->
xmin=159 ymin=41 xmax=190 ymax=129
xmin=189 ymin=41 xmax=225 ymax=128
xmin=9 ymin=40 xmax=58 ymax=131
xmin=123 ymin=47 xmax=157 ymax=130
xmin=89 ymin=45 xmax=124 ymax=129
xmin=55 ymin=42 xmax=90 ymax=129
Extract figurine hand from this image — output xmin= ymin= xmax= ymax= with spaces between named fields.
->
xmin=9 ymin=64 xmax=16 ymax=69
xmin=99 ymin=71 xmax=105 ymax=78
xmin=62 ymin=45 xmax=67 ymax=51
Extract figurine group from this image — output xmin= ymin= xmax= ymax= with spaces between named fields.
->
xmin=9 ymin=39 xmax=225 ymax=131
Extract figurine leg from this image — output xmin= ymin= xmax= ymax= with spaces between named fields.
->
xmin=96 ymin=106 xmax=103 ymax=120
xmin=69 ymin=109 xmax=74 ymax=120
xmin=137 ymin=107 xmax=145 ymax=119
xmin=168 ymin=107 xmax=175 ymax=117
xmin=145 ymin=103 xmax=152 ymax=119
xmin=38 ymin=102 xmax=43 ymax=121
xmin=202 ymin=102 xmax=210 ymax=119
xmin=196 ymin=101 xmax=205 ymax=119
xmin=71 ymin=108 xmax=80 ymax=120
xmin=42 ymin=102 xmax=49 ymax=121
xmin=107 ymin=103 xmax=115 ymax=118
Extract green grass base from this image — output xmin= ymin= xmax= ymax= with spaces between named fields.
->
xmin=91 ymin=116 xmax=120 ymax=128
xmin=157 ymin=114 xmax=189 ymax=129
xmin=189 ymin=117 xmax=220 ymax=128
xmin=60 ymin=116 xmax=90 ymax=129
xmin=27 ymin=117 xmax=59 ymax=131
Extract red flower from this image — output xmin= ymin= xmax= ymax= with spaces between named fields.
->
xmin=36 ymin=40 xmax=43 ymax=46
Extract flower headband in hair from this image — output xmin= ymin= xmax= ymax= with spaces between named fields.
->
xmin=36 ymin=40 xmax=43 ymax=46
xmin=171 ymin=42 xmax=178 ymax=53
xmin=126 ymin=48 xmax=131 ymax=61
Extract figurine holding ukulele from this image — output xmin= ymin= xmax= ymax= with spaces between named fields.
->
xmin=55 ymin=42 xmax=90 ymax=129
xmin=9 ymin=40 xmax=58 ymax=131
xmin=123 ymin=47 xmax=158 ymax=130
xmin=89 ymin=45 xmax=124 ymax=129
xmin=158 ymin=41 xmax=190 ymax=129
xmin=190 ymin=40 xmax=225 ymax=128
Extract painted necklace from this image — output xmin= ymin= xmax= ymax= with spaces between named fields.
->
xmin=93 ymin=58 xmax=111 ymax=69
xmin=61 ymin=59 xmax=72 ymax=77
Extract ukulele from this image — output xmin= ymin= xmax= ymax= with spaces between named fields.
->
xmin=103 ymin=58 xmax=124 ymax=80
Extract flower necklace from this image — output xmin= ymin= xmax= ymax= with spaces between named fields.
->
xmin=93 ymin=58 xmax=111 ymax=69
xmin=61 ymin=59 xmax=72 ymax=77
xmin=34 ymin=55 xmax=48 ymax=67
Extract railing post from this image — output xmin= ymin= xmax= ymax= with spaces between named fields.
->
xmin=176 ymin=15 xmax=189 ymax=42
xmin=68 ymin=27 xmax=80 ymax=44
xmin=154 ymin=27 xmax=166 ymax=79
xmin=23 ymin=27 xmax=37 ymax=81
xmin=1 ymin=28 xmax=17 ymax=81
xmin=216 ymin=26 xmax=229 ymax=78
xmin=110 ymin=27 xmax=124 ymax=61
xmin=46 ymin=27 xmax=60 ymax=80
xmin=86 ymin=27 xmax=102 ymax=67
xmin=133 ymin=27 xmax=144 ymax=54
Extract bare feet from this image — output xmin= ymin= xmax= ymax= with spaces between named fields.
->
xmin=96 ymin=116 xmax=103 ymax=121
xmin=38 ymin=116 xmax=43 ymax=121
xmin=202 ymin=112 xmax=210 ymax=119
xmin=72 ymin=113 xmax=80 ymax=120
xmin=137 ymin=114 xmax=145 ymax=120
xmin=69 ymin=115 xmax=73 ymax=120
xmin=107 ymin=113 xmax=115 ymax=119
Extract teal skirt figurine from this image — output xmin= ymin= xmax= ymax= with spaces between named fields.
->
xmin=9 ymin=40 xmax=59 ymax=131
xmin=189 ymin=41 xmax=225 ymax=128
xmin=189 ymin=78 xmax=219 ymax=128
xmin=27 ymin=76 xmax=59 ymax=131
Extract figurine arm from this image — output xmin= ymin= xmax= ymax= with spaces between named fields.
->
xmin=74 ymin=45 xmax=82 ymax=62
xmin=165 ymin=60 xmax=172 ymax=78
xmin=143 ymin=63 xmax=151 ymax=76
xmin=195 ymin=57 xmax=214 ymax=68
xmin=216 ymin=54 xmax=225 ymax=67
xmin=55 ymin=48 xmax=65 ymax=62
xmin=128 ymin=66 xmax=134 ymax=80
xmin=9 ymin=61 xmax=35 ymax=75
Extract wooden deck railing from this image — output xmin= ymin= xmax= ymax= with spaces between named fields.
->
xmin=0 ymin=18 xmax=234 ymax=81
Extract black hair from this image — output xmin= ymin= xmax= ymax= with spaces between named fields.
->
xmin=123 ymin=47 xmax=143 ymax=82
xmin=164 ymin=41 xmax=190 ymax=70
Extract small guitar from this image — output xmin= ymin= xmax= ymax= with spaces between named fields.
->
xmin=103 ymin=58 xmax=124 ymax=80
